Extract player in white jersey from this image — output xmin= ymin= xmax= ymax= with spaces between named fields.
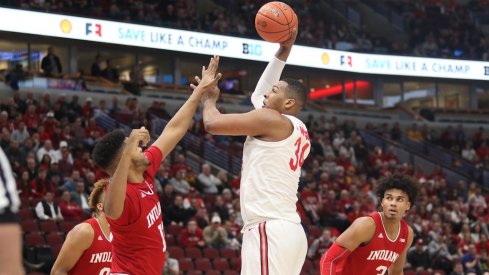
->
xmin=200 ymin=30 xmax=310 ymax=275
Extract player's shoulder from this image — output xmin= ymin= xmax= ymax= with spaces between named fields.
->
xmin=352 ymin=216 xmax=376 ymax=228
xmin=68 ymin=221 xmax=95 ymax=240
xmin=65 ymin=221 xmax=95 ymax=249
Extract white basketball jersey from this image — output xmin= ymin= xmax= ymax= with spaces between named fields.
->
xmin=241 ymin=114 xmax=310 ymax=228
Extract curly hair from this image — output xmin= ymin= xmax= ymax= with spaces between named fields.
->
xmin=91 ymin=129 xmax=126 ymax=171
xmin=88 ymin=178 xmax=109 ymax=212
xmin=375 ymin=174 xmax=418 ymax=205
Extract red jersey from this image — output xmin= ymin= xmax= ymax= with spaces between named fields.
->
xmin=341 ymin=212 xmax=409 ymax=275
xmin=69 ymin=218 xmax=112 ymax=275
xmin=107 ymin=146 xmax=166 ymax=275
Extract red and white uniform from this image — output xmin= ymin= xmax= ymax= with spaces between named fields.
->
xmin=107 ymin=146 xmax=166 ymax=275
xmin=341 ymin=212 xmax=409 ymax=275
xmin=69 ymin=218 xmax=112 ymax=275
xmin=241 ymin=57 xmax=310 ymax=275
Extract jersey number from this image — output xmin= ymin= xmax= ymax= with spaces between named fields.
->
xmin=376 ymin=265 xmax=387 ymax=275
xmin=289 ymin=138 xmax=309 ymax=171
xmin=158 ymin=222 xmax=167 ymax=252
xmin=99 ymin=267 xmax=110 ymax=275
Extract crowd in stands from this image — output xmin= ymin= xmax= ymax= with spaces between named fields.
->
xmin=3 ymin=0 xmax=489 ymax=60
xmin=0 ymin=90 xmax=487 ymax=274
xmin=367 ymin=121 xmax=489 ymax=171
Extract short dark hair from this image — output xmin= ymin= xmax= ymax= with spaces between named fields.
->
xmin=375 ymin=174 xmax=418 ymax=205
xmin=92 ymin=129 xmax=126 ymax=170
xmin=282 ymin=78 xmax=307 ymax=109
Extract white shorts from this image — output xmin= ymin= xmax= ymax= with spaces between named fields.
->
xmin=241 ymin=220 xmax=307 ymax=275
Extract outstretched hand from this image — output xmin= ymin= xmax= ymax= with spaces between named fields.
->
xmin=190 ymin=55 xmax=222 ymax=95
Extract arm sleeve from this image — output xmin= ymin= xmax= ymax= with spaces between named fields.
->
xmin=320 ymin=242 xmax=351 ymax=275
xmin=251 ymin=57 xmax=286 ymax=109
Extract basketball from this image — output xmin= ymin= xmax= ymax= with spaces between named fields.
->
xmin=255 ymin=1 xmax=298 ymax=43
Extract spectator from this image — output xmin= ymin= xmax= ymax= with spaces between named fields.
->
xmin=164 ymin=195 xmax=195 ymax=226
xmin=31 ymin=168 xmax=54 ymax=198
xmin=408 ymin=239 xmax=431 ymax=272
xmin=170 ymin=169 xmax=191 ymax=194
xmin=22 ymin=104 xmax=40 ymax=131
xmin=36 ymin=139 xmax=57 ymax=162
xmin=171 ymin=153 xmax=190 ymax=175
xmin=463 ymin=244 xmax=481 ymax=274
xmin=101 ymin=59 xmax=119 ymax=82
xmin=449 ymin=262 xmax=464 ymax=275
xmin=179 ymin=219 xmax=206 ymax=248
xmin=462 ymin=142 xmax=478 ymax=162
xmin=35 ymin=191 xmax=63 ymax=221
xmin=41 ymin=46 xmax=62 ymax=77
xmin=194 ymin=207 xmax=210 ymax=229
xmin=428 ymin=234 xmax=453 ymax=270
xmin=210 ymin=195 xmax=230 ymax=222
xmin=71 ymin=181 xmax=90 ymax=213
xmin=203 ymin=215 xmax=229 ymax=249
xmin=307 ymin=228 xmax=333 ymax=260
xmin=197 ymin=163 xmax=221 ymax=194
xmin=5 ymin=64 xmax=25 ymax=91
xmin=17 ymin=170 xmax=33 ymax=198
xmin=160 ymin=183 xmax=175 ymax=206
xmin=11 ymin=121 xmax=29 ymax=143
xmin=91 ymin=54 xmax=103 ymax=76
xmin=163 ymin=251 xmax=179 ymax=275
xmin=59 ymin=190 xmax=83 ymax=221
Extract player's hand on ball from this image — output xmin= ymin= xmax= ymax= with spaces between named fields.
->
xmin=280 ymin=28 xmax=297 ymax=48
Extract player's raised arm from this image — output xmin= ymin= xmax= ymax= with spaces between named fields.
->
xmin=51 ymin=223 xmax=94 ymax=275
xmin=388 ymin=226 xmax=414 ymax=275
xmin=320 ymin=217 xmax=376 ymax=275
xmin=151 ymin=56 xmax=221 ymax=159
xmin=104 ymin=127 xmax=149 ymax=219
xmin=251 ymin=30 xmax=297 ymax=109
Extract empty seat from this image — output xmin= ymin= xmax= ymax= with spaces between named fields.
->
xmin=167 ymin=246 xmax=185 ymax=259
xmin=39 ymin=221 xmax=59 ymax=233
xmin=45 ymin=233 xmax=64 ymax=247
xmin=18 ymin=208 xmax=35 ymax=220
xmin=59 ymin=221 xmax=77 ymax=235
xmin=165 ymin=235 xmax=176 ymax=246
xmin=178 ymin=258 xmax=194 ymax=272
xmin=185 ymin=247 xmax=202 ymax=259
xmin=203 ymin=247 xmax=219 ymax=260
xmin=194 ymin=258 xmax=212 ymax=272
xmin=22 ymin=220 xmax=39 ymax=233
xmin=213 ymin=258 xmax=229 ymax=271
xmin=26 ymin=233 xmax=46 ymax=247
xmin=220 ymin=248 xmax=236 ymax=259
xmin=166 ymin=224 xmax=181 ymax=236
